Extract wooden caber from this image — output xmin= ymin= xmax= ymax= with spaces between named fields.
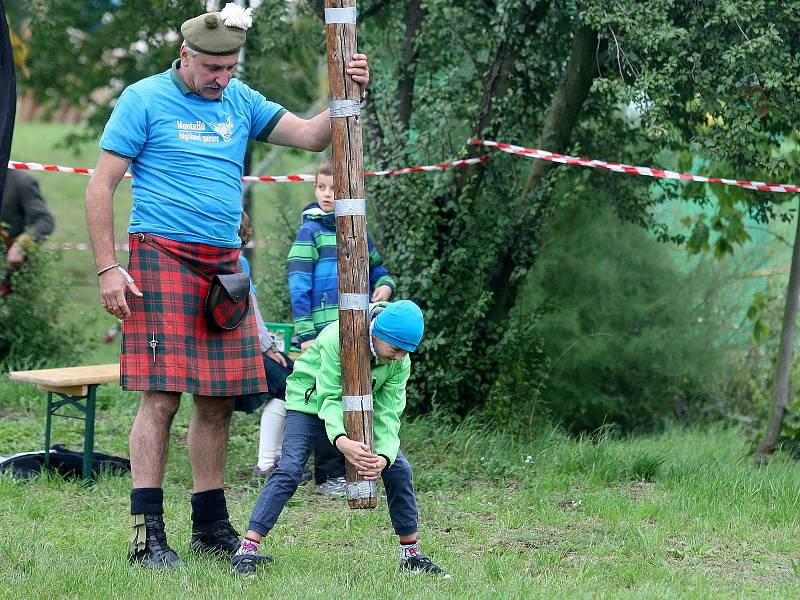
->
xmin=324 ymin=0 xmax=376 ymax=509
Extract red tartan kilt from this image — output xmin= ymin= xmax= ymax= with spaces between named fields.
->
xmin=120 ymin=233 xmax=267 ymax=397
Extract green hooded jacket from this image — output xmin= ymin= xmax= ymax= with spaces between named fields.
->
xmin=284 ymin=303 xmax=410 ymax=466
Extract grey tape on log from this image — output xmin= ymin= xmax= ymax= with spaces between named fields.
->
xmin=324 ymin=7 xmax=357 ymax=24
xmin=346 ymin=480 xmax=377 ymax=500
xmin=343 ymin=394 xmax=373 ymax=411
xmin=339 ymin=293 xmax=368 ymax=311
xmin=335 ymin=198 xmax=366 ymax=217
xmin=329 ymin=99 xmax=361 ymax=118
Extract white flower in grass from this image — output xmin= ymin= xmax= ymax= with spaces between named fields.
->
xmin=524 ymin=455 xmax=532 ymax=463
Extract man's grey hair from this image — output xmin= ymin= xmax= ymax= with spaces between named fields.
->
xmin=182 ymin=41 xmax=199 ymax=57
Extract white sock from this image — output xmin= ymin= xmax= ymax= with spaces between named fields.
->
xmin=236 ymin=536 xmax=261 ymax=556
xmin=400 ymin=540 xmax=420 ymax=560
xmin=257 ymin=398 xmax=286 ymax=470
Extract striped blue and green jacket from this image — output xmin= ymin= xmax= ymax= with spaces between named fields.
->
xmin=288 ymin=203 xmax=396 ymax=343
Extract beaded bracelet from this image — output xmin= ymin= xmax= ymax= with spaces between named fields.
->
xmin=97 ymin=262 xmax=120 ymax=277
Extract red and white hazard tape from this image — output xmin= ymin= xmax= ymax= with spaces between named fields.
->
xmin=366 ymin=156 xmax=490 ymax=177
xmin=471 ymin=140 xmax=800 ymax=194
xmin=8 ymin=161 xmax=99 ymax=176
xmin=10 ymin=156 xmax=489 ymax=183
xmin=13 ymin=142 xmax=797 ymax=193
xmin=45 ymin=242 xmax=116 ymax=251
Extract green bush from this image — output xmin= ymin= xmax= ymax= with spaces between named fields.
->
xmin=727 ymin=280 xmax=800 ymax=455
xmin=0 ymin=240 xmax=86 ymax=366
xmin=507 ymin=200 xmax=732 ymax=433
xmin=484 ymin=308 xmax=550 ymax=433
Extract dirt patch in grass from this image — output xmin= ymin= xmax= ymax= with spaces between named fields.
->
xmin=0 ymin=410 xmax=28 ymax=420
xmin=626 ymin=481 xmax=656 ymax=500
xmin=662 ymin=534 xmax=795 ymax=586
xmin=665 ymin=554 xmax=794 ymax=586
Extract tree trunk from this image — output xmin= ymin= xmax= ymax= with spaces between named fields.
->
xmin=396 ymin=0 xmax=423 ymax=129
xmin=325 ymin=0 xmax=376 ymax=509
xmin=755 ymin=195 xmax=800 ymax=462
xmin=484 ymin=25 xmax=600 ymax=328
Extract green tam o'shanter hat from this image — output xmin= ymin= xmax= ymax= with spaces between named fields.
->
xmin=181 ymin=2 xmax=253 ymax=55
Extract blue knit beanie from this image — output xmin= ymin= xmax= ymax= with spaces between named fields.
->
xmin=372 ymin=300 xmax=425 ymax=352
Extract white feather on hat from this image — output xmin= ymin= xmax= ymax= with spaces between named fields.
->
xmin=220 ymin=3 xmax=254 ymax=30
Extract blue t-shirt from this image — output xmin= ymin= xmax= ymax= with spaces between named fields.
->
xmin=99 ymin=61 xmax=286 ymax=247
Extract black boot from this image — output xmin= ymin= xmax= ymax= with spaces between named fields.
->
xmin=128 ymin=513 xmax=186 ymax=569
xmin=191 ymin=519 xmax=241 ymax=557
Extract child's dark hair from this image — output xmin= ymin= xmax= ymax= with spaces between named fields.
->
xmin=239 ymin=211 xmax=254 ymax=246
xmin=316 ymin=159 xmax=334 ymax=182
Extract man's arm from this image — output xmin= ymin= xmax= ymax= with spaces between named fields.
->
xmin=268 ymin=110 xmax=331 ymax=153
xmin=5 ymin=174 xmax=54 ymax=268
xmin=267 ymin=53 xmax=369 ymax=151
xmin=85 ymin=150 xmax=141 ymax=319
xmin=18 ymin=174 xmax=54 ymax=241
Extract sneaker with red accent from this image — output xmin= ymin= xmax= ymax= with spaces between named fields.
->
xmin=231 ymin=552 xmax=273 ymax=576
xmin=400 ymin=553 xmax=449 ymax=577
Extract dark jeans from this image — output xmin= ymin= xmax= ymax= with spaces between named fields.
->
xmin=314 ymin=434 xmax=345 ymax=484
xmin=248 ymin=410 xmax=418 ymax=537
xmin=236 ymin=353 xmax=345 ymax=482
xmin=234 ymin=351 xmax=294 ymax=413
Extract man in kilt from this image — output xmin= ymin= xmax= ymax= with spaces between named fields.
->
xmin=84 ymin=4 xmax=369 ymax=569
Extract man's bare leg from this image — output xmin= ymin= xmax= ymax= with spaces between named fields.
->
xmin=130 ymin=390 xmax=181 ymax=487
xmin=187 ymin=395 xmax=240 ymax=556
xmin=188 ymin=395 xmax=235 ymax=492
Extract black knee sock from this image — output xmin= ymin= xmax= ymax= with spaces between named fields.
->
xmin=190 ymin=488 xmax=228 ymax=523
xmin=130 ymin=488 xmax=164 ymax=515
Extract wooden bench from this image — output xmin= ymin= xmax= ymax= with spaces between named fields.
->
xmin=7 ymin=364 xmax=119 ymax=485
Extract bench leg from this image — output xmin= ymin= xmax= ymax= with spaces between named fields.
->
xmin=82 ymin=385 xmax=98 ymax=487
xmin=44 ymin=391 xmax=53 ymax=470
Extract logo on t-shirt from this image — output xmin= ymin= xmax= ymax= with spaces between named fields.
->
xmin=175 ymin=115 xmax=234 ymax=143
xmin=209 ymin=115 xmax=234 ymax=142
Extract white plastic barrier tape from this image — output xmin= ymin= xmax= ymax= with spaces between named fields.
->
xmin=8 ymin=156 xmax=490 ymax=183
xmin=15 ymin=142 xmax=797 ymax=192
xmin=471 ymin=139 xmax=800 ymax=193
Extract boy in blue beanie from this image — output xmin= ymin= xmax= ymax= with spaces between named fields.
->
xmin=231 ymin=300 xmax=448 ymax=578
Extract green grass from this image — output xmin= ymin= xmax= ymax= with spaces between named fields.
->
xmin=0 ymin=372 xmax=799 ymax=599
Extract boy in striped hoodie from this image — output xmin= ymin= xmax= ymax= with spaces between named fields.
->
xmin=286 ymin=160 xmax=396 ymax=495
xmin=288 ymin=160 xmax=395 ymax=351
